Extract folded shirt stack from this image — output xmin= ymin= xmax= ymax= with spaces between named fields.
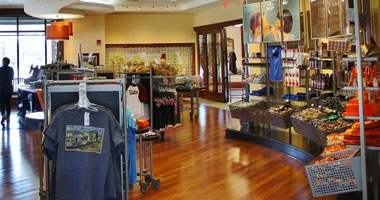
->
xmin=343 ymin=121 xmax=380 ymax=147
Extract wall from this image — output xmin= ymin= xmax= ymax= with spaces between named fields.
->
xmin=371 ymin=0 xmax=380 ymax=44
xmin=225 ymin=26 xmax=242 ymax=70
xmin=64 ymin=15 xmax=106 ymax=66
xmin=193 ymin=2 xmax=243 ymax=27
xmin=105 ymin=13 xmax=195 ymax=44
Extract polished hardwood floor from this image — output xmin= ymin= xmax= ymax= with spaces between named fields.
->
xmin=0 ymin=104 xmax=332 ymax=200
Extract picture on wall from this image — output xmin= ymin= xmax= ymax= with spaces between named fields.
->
xmin=262 ymin=0 xmax=281 ymax=43
xmin=310 ymin=0 xmax=327 ymax=38
xmin=282 ymin=0 xmax=301 ymax=41
xmin=326 ymin=0 xmax=341 ymax=36
xmin=243 ymin=3 xmax=262 ymax=43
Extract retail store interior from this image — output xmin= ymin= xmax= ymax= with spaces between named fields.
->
xmin=0 ymin=0 xmax=380 ymax=199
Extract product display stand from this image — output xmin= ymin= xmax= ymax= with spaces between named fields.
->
xmin=120 ymin=65 xmax=162 ymax=194
xmin=42 ymin=78 xmax=129 ymax=200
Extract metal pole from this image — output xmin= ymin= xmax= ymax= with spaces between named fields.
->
xmin=122 ymin=80 xmax=129 ymax=200
xmin=353 ymin=0 xmax=368 ymax=199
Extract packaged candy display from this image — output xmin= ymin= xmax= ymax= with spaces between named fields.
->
xmin=321 ymin=144 xmax=347 ymax=155
xmin=312 ymin=116 xmax=353 ymax=132
xmin=292 ymin=108 xmax=324 ymax=121
xmin=267 ymin=104 xmax=294 ymax=115
xmin=326 ymin=133 xmax=345 ymax=146
xmin=312 ymin=156 xmax=335 ymax=164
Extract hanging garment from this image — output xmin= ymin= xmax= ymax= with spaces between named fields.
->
xmin=127 ymin=107 xmax=137 ymax=185
xmin=229 ymin=52 xmax=237 ymax=74
xmin=43 ymin=105 xmax=124 ymax=200
xmin=126 ymin=85 xmax=144 ymax=118
xmin=153 ymin=90 xmax=181 ymax=131
xmin=268 ymin=46 xmax=283 ymax=82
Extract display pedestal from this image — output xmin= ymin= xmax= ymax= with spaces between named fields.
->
xmin=225 ymin=119 xmax=321 ymax=163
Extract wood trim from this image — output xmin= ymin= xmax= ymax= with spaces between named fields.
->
xmin=106 ymin=43 xmax=195 ymax=48
xmin=194 ymin=19 xmax=243 ymax=33
xmin=241 ymin=26 xmax=245 ymax=66
xmin=0 ymin=9 xmax=28 ymax=17
xmin=230 ymin=82 xmax=244 ymax=88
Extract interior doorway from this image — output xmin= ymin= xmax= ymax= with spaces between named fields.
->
xmin=194 ymin=19 xmax=243 ymax=103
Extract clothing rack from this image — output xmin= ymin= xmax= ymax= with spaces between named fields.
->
xmin=42 ymin=78 xmax=129 ymax=200
xmin=120 ymin=66 xmax=162 ymax=193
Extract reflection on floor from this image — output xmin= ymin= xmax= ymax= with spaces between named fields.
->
xmin=0 ymin=105 xmax=331 ymax=200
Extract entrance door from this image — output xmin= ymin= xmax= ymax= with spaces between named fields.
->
xmin=198 ymin=29 xmax=227 ymax=102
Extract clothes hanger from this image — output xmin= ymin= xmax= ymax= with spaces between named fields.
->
xmin=77 ymin=77 xmax=98 ymax=112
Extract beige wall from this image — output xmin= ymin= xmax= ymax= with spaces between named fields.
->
xmin=105 ymin=13 xmax=195 ymax=44
xmin=193 ymin=2 xmax=243 ymax=27
xmin=371 ymin=0 xmax=380 ymax=44
xmin=64 ymin=15 xmax=106 ymax=66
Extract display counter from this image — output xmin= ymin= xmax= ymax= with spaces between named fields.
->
xmin=226 ymin=100 xmax=352 ymax=163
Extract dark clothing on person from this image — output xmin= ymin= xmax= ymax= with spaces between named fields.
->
xmin=0 ymin=65 xmax=14 ymax=118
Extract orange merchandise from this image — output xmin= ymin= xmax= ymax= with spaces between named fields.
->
xmin=351 ymin=120 xmax=380 ymax=130
xmin=136 ymin=119 xmax=150 ymax=128
xmin=326 ymin=133 xmax=345 ymax=145
xmin=313 ymin=157 xmax=335 ymax=164
xmin=321 ymin=144 xmax=347 ymax=155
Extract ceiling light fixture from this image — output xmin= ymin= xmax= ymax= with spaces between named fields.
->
xmin=46 ymin=23 xmax=69 ymax=40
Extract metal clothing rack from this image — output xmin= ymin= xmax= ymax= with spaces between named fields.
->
xmin=120 ymin=66 xmax=162 ymax=194
xmin=42 ymin=78 xmax=129 ymax=200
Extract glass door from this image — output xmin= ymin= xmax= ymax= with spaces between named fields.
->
xmin=198 ymin=29 xmax=227 ymax=102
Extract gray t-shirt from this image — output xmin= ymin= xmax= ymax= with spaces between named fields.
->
xmin=43 ymin=105 xmax=124 ymax=200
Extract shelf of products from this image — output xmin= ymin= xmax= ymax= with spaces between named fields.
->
xmin=343 ymin=57 xmax=378 ymax=62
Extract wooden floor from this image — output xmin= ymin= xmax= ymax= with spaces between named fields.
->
xmin=0 ymin=104 xmax=332 ymax=200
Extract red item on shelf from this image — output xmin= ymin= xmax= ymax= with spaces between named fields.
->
xmin=136 ymin=119 xmax=150 ymax=128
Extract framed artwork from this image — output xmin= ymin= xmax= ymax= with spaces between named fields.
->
xmin=327 ymin=0 xmax=352 ymax=37
xmin=262 ymin=0 xmax=281 ymax=43
xmin=78 ymin=53 xmax=99 ymax=67
xmin=243 ymin=3 xmax=262 ymax=43
xmin=282 ymin=0 xmax=301 ymax=41
xmin=326 ymin=0 xmax=341 ymax=36
xmin=227 ymin=38 xmax=234 ymax=53
xmin=310 ymin=0 xmax=327 ymax=39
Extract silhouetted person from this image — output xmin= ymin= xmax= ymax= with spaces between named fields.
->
xmin=0 ymin=57 xmax=14 ymax=129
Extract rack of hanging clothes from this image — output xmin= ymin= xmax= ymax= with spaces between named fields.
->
xmin=41 ymin=78 xmax=132 ymax=200
xmin=120 ymin=69 xmax=162 ymax=194
xmin=153 ymin=83 xmax=181 ymax=132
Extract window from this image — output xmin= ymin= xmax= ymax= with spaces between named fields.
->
xmin=0 ymin=16 xmax=54 ymax=91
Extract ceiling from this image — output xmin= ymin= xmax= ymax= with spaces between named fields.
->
xmin=0 ymin=0 xmax=24 ymax=8
xmin=1 ymin=0 xmax=236 ymax=19
xmin=0 ymin=0 xmax=229 ymax=10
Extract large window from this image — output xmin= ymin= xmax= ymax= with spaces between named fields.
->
xmin=0 ymin=16 xmax=54 ymax=90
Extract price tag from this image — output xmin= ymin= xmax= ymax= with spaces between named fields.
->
xmin=84 ymin=112 xmax=90 ymax=126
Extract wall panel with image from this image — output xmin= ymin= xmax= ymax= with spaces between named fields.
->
xmin=262 ymin=0 xmax=281 ymax=43
xmin=243 ymin=3 xmax=262 ymax=43
xmin=282 ymin=0 xmax=301 ymax=41
xmin=310 ymin=0 xmax=327 ymax=39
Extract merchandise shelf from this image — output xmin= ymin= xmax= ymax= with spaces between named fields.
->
xmin=344 ymin=116 xmax=380 ymax=120
xmin=347 ymin=145 xmax=380 ymax=151
xmin=342 ymin=87 xmax=379 ymax=91
xmin=343 ymin=57 xmax=378 ymax=62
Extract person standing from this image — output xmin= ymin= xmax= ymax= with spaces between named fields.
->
xmin=0 ymin=57 xmax=14 ymax=129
